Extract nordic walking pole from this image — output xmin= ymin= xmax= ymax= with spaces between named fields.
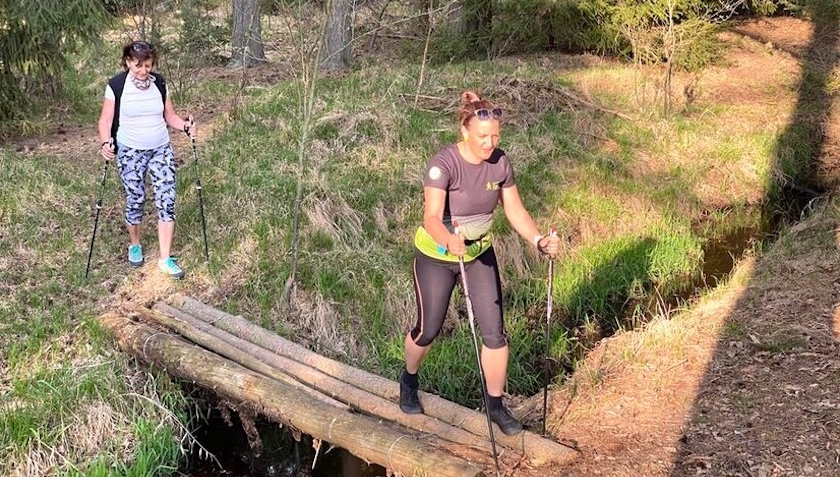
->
xmin=541 ymin=225 xmax=558 ymax=436
xmin=188 ymin=116 xmax=209 ymax=263
xmin=453 ymin=221 xmax=502 ymax=477
xmin=84 ymin=141 xmax=112 ymax=279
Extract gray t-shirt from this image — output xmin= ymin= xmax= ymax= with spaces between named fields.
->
xmin=423 ymin=144 xmax=516 ymax=240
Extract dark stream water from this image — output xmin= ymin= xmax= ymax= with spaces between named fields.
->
xmin=184 ymin=411 xmax=386 ymax=477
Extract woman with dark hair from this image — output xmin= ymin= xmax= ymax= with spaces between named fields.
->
xmin=399 ymin=90 xmax=560 ymax=435
xmin=97 ymin=41 xmax=197 ymax=279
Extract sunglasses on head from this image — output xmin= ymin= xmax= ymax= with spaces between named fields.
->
xmin=472 ymin=107 xmax=502 ymax=121
xmin=131 ymin=41 xmax=153 ymax=52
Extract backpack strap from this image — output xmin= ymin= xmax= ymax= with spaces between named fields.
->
xmin=108 ymin=71 xmax=168 ymax=143
xmin=108 ymin=71 xmax=129 ymax=143
xmin=154 ymin=72 xmax=167 ymax=105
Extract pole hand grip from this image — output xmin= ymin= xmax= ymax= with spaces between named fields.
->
xmin=452 ymin=220 xmax=465 ymax=259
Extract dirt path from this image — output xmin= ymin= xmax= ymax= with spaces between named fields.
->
xmin=540 ymin=18 xmax=840 ymax=477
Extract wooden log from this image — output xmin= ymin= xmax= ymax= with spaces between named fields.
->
xmin=134 ymin=306 xmax=348 ymax=410
xmin=145 ymin=303 xmax=495 ymax=454
xmin=99 ymin=312 xmax=487 ymax=477
xmin=169 ymin=294 xmax=578 ymax=466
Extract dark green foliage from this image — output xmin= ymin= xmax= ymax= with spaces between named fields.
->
xmin=176 ymin=3 xmax=230 ymax=61
xmin=0 ymin=0 xmax=109 ymax=123
xmin=429 ymin=0 xmax=796 ymax=68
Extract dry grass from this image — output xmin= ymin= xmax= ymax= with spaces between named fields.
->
xmin=303 ymin=194 xmax=366 ymax=250
xmin=113 ymin=261 xmax=189 ymax=310
xmin=8 ymin=445 xmax=65 ymax=477
xmin=385 ymin=273 xmax=416 ymax=335
xmin=212 ymin=234 xmax=259 ymax=300
xmin=288 ymin=286 xmax=362 ymax=360
xmin=3 ymin=364 xmax=189 ymax=477
xmin=545 ymin=195 xmax=840 ymax=476
xmin=494 ymin=233 xmax=537 ymax=282
xmin=68 ymin=400 xmax=130 ymax=458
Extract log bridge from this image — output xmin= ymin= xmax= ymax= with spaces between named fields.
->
xmin=99 ymin=294 xmax=578 ymax=477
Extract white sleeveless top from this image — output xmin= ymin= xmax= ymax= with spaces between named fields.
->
xmin=104 ymin=77 xmax=170 ymax=150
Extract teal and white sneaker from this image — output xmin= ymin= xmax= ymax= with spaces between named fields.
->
xmin=158 ymin=257 xmax=185 ymax=279
xmin=128 ymin=244 xmax=144 ymax=267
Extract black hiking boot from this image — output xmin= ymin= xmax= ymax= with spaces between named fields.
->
xmin=488 ymin=402 xmax=523 ymax=436
xmin=399 ymin=369 xmax=423 ymax=414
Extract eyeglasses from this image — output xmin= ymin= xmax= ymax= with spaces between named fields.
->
xmin=470 ymin=107 xmax=503 ymax=122
xmin=131 ymin=41 xmax=153 ymax=52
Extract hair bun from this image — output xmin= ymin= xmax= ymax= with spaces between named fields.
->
xmin=461 ymin=90 xmax=481 ymax=104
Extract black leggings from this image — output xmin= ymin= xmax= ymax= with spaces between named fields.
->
xmin=409 ymin=246 xmax=507 ymax=349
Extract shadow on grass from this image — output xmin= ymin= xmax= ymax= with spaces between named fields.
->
xmin=669 ymin=3 xmax=840 ymax=475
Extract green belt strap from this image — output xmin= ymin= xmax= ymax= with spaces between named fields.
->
xmin=413 ymin=226 xmax=492 ymax=263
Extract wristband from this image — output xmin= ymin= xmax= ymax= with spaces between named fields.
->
xmin=101 ymin=141 xmax=110 ymax=148
xmin=183 ymin=123 xmax=190 ymax=134
xmin=533 ymin=234 xmax=544 ymax=247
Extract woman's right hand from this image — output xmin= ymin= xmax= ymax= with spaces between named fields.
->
xmin=446 ymin=233 xmax=466 ymax=257
xmin=100 ymin=141 xmax=114 ymax=160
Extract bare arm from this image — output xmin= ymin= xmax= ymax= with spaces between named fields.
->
xmin=501 ymin=185 xmax=559 ymax=255
xmin=163 ymin=97 xmax=196 ymax=137
xmin=423 ymin=186 xmax=465 ymax=256
xmin=97 ymin=98 xmax=115 ymax=159
xmin=98 ymin=98 xmax=114 ymax=142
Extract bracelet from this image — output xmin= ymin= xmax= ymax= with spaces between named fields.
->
xmin=183 ymin=123 xmax=190 ymax=134
xmin=101 ymin=141 xmax=110 ymax=148
xmin=533 ymin=234 xmax=544 ymax=247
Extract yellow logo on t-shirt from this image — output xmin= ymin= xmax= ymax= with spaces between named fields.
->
xmin=486 ymin=181 xmax=500 ymax=191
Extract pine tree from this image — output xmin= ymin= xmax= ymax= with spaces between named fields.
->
xmin=0 ymin=0 xmax=109 ymax=121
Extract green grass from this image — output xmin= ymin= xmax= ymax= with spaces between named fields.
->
xmin=0 ymin=147 xmax=189 ymax=476
xmin=173 ymin=57 xmax=756 ymax=402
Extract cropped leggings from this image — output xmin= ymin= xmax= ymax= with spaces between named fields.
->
xmin=117 ymin=143 xmax=176 ymax=225
xmin=409 ymin=246 xmax=507 ymax=349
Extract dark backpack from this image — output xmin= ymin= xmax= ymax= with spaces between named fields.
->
xmin=108 ymin=71 xmax=167 ymax=143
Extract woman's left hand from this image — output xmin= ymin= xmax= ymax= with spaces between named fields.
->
xmin=537 ymin=234 xmax=561 ymax=257
xmin=184 ymin=116 xmax=197 ymax=139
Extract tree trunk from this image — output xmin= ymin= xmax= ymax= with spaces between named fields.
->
xmin=169 ymin=294 xmax=579 ymax=466
xmin=99 ymin=312 xmax=486 ymax=477
xmin=230 ymin=0 xmax=265 ymax=68
xmin=320 ymin=0 xmax=354 ymax=73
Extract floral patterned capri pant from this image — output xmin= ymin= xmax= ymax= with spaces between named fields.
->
xmin=117 ymin=143 xmax=177 ymax=225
